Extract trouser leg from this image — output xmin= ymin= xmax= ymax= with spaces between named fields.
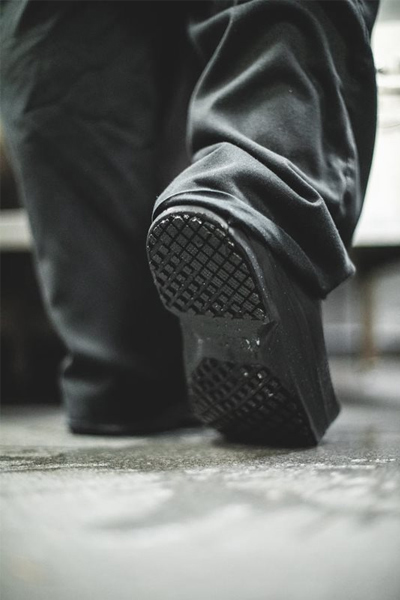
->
xmin=155 ymin=0 xmax=379 ymax=297
xmin=0 ymin=0 xmax=189 ymax=431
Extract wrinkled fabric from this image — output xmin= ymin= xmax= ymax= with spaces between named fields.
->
xmin=0 ymin=0 xmax=379 ymax=419
xmin=155 ymin=0 xmax=379 ymax=296
xmin=0 ymin=1 xmax=189 ymax=424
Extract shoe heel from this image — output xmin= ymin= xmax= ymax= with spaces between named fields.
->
xmin=147 ymin=206 xmax=339 ymax=447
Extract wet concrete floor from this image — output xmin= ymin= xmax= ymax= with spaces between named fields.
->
xmin=1 ymin=364 xmax=400 ymax=600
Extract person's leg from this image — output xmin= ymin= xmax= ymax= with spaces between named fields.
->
xmin=147 ymin=0 xmax=379 ymax=445
xmin=1 ymin=0 xmax=191 ymax=433
xmin=155 ymin=0 xmax=378 ymax=296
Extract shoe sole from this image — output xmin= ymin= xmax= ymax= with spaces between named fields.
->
xmin=147 ymin=206 xmax=339 ymax=447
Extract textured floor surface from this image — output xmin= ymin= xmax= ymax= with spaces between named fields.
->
xmin=1 ymin=361 xmax=400 ymax=600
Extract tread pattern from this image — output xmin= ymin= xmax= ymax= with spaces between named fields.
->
xmin=191 ymin=358 xmax=314 ymax=445
xmin=147 ymin=210 xmax=316 ymax=446
xmin=147 ymin=214 xmax=266 ymax=320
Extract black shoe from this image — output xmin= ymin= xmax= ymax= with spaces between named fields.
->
xmin=147 ymin=206 xmax=340 ymax=447
xmin=67 ymin=378 xmax=199 ymax=436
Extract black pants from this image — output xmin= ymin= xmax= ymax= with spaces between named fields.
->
xmin=0 ymin=0 xmax=379 ymax=427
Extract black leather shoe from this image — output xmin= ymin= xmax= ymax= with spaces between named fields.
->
xmin=68 ymin=394 xmax=199 ymax=436
xmin=66 ymin=365 xmax=199 ymax=436
xmin=147 ymin=205 xmax=340 ymax=447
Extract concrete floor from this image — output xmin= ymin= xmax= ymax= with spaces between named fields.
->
xmin=1 ymin=361 xmax=400 ymax=600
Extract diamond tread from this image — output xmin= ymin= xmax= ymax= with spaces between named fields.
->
xmin=147 ymin=209 xmax=316 ymax=445
xmin=191 ymin=358 xmax=314 ymax=445
xmin=147 ymin=214 xmax=266 ymax=320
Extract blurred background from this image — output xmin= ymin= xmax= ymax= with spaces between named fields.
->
xmin=1 ymin=0 xmax=399 ymax=408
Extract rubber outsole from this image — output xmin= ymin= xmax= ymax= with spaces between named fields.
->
xmin=147 ymin=206 xmax=339 ymax=447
